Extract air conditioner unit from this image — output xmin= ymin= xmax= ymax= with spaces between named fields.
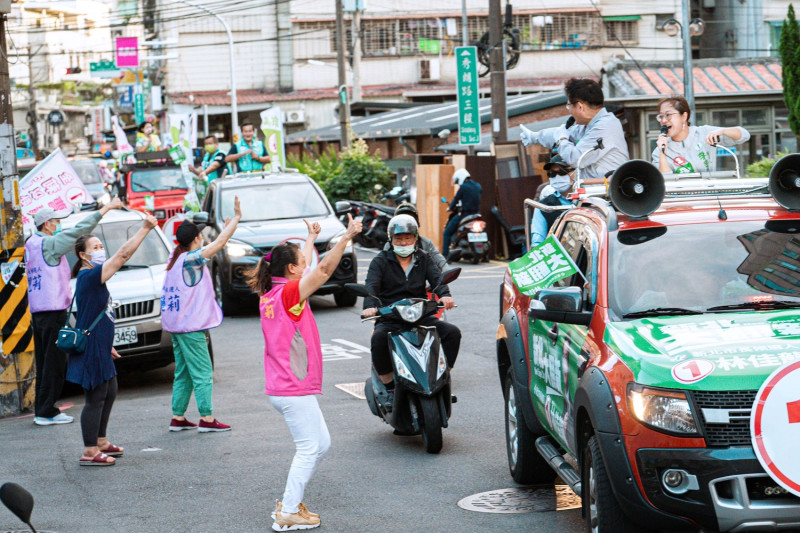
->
xmin=284 ymin=110 xmax=306 ymax=124
xmin=417 ymin=58 xmax=440 ymax=83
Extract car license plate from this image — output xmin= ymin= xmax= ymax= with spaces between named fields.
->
xmin=113 ymin=326 xmax=137 ymax=346
xmin=468 ymin=232 xmax=488 ymax=243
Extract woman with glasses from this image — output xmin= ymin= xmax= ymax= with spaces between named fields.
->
xmin=652 ymin=95 xmax=750 ymax=174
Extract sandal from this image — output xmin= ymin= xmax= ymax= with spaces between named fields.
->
xmin=79 ymin=452 xmax=116 ymax=466
xmin=99 ymin=443 xmax=124 ymax=457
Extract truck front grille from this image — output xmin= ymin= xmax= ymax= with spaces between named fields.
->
xmin=691 ymin=389 xmax=758 ymax=447
xmin=116 ymin=300 xmax=156 ymax=320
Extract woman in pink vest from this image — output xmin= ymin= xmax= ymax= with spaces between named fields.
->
xmin=163 ymin=196 xmax=241 ymax=433
xmin=248 ymin=214 xmax=361 ymax=532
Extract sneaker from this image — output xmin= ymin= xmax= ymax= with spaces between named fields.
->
xmin=33 ymin=413 xmax=74 ymax=425
xmin=271 ymin=501 xmax=319 ymax=521
xmin=272 ymin=510 xmax=320 ymax=531
xmin=169 ymin=418 xmax=198 ymax=432
xmin=197 ymin=419 xmax=231 ymax=433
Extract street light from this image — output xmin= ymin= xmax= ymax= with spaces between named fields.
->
xmin=173 ymin=0 xmax=238 ymax=140
xmin=661 ymin=3 xmax=706 ymax=119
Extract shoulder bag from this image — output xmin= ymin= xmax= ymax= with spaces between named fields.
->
xmin=55 ymin=296 xmax=107 ymax=355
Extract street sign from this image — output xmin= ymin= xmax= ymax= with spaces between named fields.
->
xmin=134 ymin=93 xmax=146 ymax=124
xmin=89 ymin=59 xmax=121 ymax=78
xmin=455 ymin=46 xmax=480 ymax=145
xmin=115 ymin=36 xmax=139 ymax=68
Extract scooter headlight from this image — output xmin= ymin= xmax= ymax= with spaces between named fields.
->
xmin=392 ymin=352 xmax=416 ymax=383
xmin=396 ymin=301 xmax=424 ymax=323
xmin=436 ymin=351 xmax=447 ymax=380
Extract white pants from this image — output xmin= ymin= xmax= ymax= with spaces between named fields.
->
xmin=269 ymin=394 xmax=331 ymax=515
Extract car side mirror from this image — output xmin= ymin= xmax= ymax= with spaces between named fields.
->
xmin=528 ymin=286 xmax=592 ymax=326
xmin=189 ymin=211 xmax=209 ymax=224
xmin=334 ymin=200 xmax=352 ymax=217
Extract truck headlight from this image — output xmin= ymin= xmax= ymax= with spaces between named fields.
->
xmin=154 ymin=209 xmax=167 ymax=220
xmin=327 ymin=231 xmax=352 ymax=250
xmin=226 ymin=239 xmax=257 ymax=258
xmin=628 ymin=384 xmax=698 ymax=435
xmin=396 ymin=301 xmax=424 ymax=323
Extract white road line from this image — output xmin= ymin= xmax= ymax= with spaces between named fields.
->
xmin=331 ymin=338 xmax=371 ymax=352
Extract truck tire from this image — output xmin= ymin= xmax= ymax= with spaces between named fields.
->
xmin=504 ymin=368 xmax=556 ymax=484
xmin=582 ymin=435 xmax=644 ymax=533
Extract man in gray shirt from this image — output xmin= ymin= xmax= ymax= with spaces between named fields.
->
xmin=520 ymin=78 xmax=629 ymax=182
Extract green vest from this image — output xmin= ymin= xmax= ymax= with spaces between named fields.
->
xmin=202 ymin=150 xmax=225 ymax=182
xmin=233 ymin=138 xmax=265 ymax=173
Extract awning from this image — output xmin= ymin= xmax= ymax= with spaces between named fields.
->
xmin=602 ymin=15 xmax=641 ymax=21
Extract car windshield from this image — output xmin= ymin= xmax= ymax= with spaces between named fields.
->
xmin=64 ymin=220 xmax=170 ymax=270
xmin=70 ymin=161 xmax=102 ymax=184
xmin=220 ymin=182 xmax=330 ymax=222
xmin=130 ymin=168 xmax=188 ymax=192
xmin=608 ymin=219 xmax=800 ymax=319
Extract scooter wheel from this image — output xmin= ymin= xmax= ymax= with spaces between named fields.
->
xmin=418 ymin=396 xmax=443 ymax=454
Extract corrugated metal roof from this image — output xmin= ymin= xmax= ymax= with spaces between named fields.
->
xmin=435 ymin=114 xmax=570 ymax=153
xmin=286 ymin=90 xmax=567 ymax=143
xmin=604 ymin=57 xmax=783 ymax=98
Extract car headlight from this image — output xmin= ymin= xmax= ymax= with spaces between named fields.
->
xmin=327 ymin=231 xmax=352 ymax=250
xmin=396 ymin=301 xmax=424 ymax=323
xmin=392 ymin=352 xmax=416 ymax=384
xmin=226 ymin=239 xmax=258 ymax=258
xmin=154 ymin=209 xmax=167 ymax=220
xmin=628 ymin=384 xmax=698 ymax=435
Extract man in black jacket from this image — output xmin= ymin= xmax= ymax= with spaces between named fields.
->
xmin=364 ymin=215 xmax=460 ymax=399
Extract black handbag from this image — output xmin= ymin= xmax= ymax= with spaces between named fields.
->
xmin=55 ymin=296 xmax=106 ymax=355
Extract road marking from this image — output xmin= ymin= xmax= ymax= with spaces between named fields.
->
xmin=322 ymin=339 xmax=369 ymax=361
xmin=331 ymin=338 xmax=370 ymax=352
xmin=335 ymin=382 xmax=366 ymax=399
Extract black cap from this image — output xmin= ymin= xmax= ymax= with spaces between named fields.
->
xmin=543 ymin=154 xmax=574 ymax=171
xmin=175 ymin=220 xmax=206 ymax=246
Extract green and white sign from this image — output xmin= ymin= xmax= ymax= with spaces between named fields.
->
xmin=260 ymin=107 xmax=286 ymax=172
xmin=134 ymin=93 xmax=146 ymax=124
xmin=455 ymin=46 xmax=480 ymax=145
xmin=89 ymin=59 xmax=121 ymax=78
xmin=509 ymin=236 xmax=580 ymax=295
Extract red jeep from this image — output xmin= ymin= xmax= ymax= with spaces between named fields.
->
xmin=122 ymin=150 xmax=187 ymax=226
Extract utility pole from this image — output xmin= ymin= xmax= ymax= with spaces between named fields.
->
xmin=681 ymin=0 xmax=696 ymax=119
xmin=488 ymin=0 xmax=507 ymax=142
xmin=351 ymin=9 xmax=362 ymax=103
xmin=27 ymin=46 xmax=38 ymax=159
xmin=335 ymin=0 xmax=350 ymax=149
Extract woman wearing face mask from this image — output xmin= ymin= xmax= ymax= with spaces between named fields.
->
xmin=653 ymin=94 xmax=750 ymax=174
xmin=136 ymin=121 xmax=161 ymax=153
xmin=67 ymin=214 xmax=159 ymax=466
xmin=530 ymin=154 xmax=576 ymax=247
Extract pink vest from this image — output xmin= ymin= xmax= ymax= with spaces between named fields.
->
xmin=24 ymin=234 xmax=72 ymax=313
xmin=161 ymin=251 xmax=222 ymax=333
xmin=260 ymin=278 xmax=323 ymax=396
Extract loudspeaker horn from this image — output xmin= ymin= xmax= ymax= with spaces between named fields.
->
xmin=608 ymin=160 xmax=666 ymax=218
xmin=768 ymin=153 xmax=800 ymax=210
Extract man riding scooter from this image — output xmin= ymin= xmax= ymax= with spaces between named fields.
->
xmin=364 ymin=215 xmax=461 ymax=409
xmin=442 ymin=169 xmax=482 ymax=256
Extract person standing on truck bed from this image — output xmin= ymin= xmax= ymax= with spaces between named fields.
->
xmin=226 ymin=123 xmax=271 ymax=174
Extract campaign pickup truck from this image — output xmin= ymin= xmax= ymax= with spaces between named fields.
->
xmin=496 ymin=157 xmax=800 ymax=532
xmin=121 ymin=150 xmax=188 ymax=226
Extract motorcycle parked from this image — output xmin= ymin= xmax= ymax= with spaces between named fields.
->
xmin=345 ymin=268 xmax=460 ymax=454
xmin=357 ymin=203 xmax=394 ymax=249
xmin=445 ymin=207 xmax=491 ymax=264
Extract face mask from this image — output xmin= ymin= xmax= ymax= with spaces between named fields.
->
xmin=52 ymin=223 xmax=62 ymax=235
xmin=87 ymin=250 xmax=107 ymax=266
xmin=204 ymin=144 xmax=216 ymax=154
xmin=393 ymin=244 xmax=415 ymax=257
xmin=548 ymin=175 xmax=572 ymax=193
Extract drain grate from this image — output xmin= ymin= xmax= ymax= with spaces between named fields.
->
xmin=457 ymin=485 xmax=581 ymax=513
xmin=335 ymin=382 xmax=366 ymax=400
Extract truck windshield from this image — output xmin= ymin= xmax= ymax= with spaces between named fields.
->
xmin=70 ymin=161 xmax=102 ymax=184
xmin=64 ymin=220 xmax=171 ymax=270
xmin=130 ymin=168 xmax=188 ymax=192
xmin=608 ymin=219 xmax=800 ymax=320
xmin=220 ymin=182 xmax=330 ymax=222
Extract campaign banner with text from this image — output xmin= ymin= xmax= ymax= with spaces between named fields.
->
xmin=260 ymin=107 xmax=286 ymax=172
xmin=509 ymin=236 xmax=580 ymax=295
xmin=20 ymin=149 xmax=91 ymax=234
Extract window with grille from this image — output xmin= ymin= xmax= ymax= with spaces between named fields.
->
xmin=605 ymin=20 xmax=639 ymax=44
xmin=512 ymin=12 xmax=602 ymax=50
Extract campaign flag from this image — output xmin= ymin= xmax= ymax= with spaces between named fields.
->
xmin=509 ymin=235 xmax=580 ymax=296
xmin=115 ymin=36 xmax=139 ymax=68
xmin=260 ymin=107 xmax=285 ymax=172
xmin=20 ymin=149 xmax=91 ymax=234
xmin=168 ymin=113 xmax=194 ymax=164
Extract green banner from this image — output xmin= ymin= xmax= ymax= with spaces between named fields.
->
xmin=134 ymin=93 xmax=146 ymax=124
xmin=509 ymin=236 xmax=580 ymax=295
xmin=455 ymin=46 xmax=480 ymax=145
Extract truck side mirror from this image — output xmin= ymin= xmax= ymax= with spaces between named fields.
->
xmin=334 ymin=201 xmax=352 ymax=217
xmin=528 ymin=286 xmax=592 ymax=326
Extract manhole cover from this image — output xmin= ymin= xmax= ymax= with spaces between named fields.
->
xmin=457 ymin=485 xmax=581 ymax=513
xmin=335 ymin=382 xmax=366 ymax=400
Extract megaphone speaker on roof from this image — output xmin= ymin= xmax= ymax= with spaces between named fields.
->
xmin=768 ymin=153 xmax=800 ymax=211
xmin=608 ymin=160 xmax=665 ymax=218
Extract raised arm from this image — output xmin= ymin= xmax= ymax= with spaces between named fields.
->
xmin=302 ymin=218 xmax=322 ymax=267
xmin=298 ymin=215 xmax=361 ymax=302
xmin=201 ymin=195 xmax=241 ymax=259
xmin=101 ymin=214 xmax=158 ymax=283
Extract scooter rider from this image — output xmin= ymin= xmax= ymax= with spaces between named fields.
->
xmin=442 ymin=169 xmax=482 ymax=256
xmin=383 ymin=202 xmax=447 ymax=271
xmin=364 ymin=215 xmax=460 ymax=407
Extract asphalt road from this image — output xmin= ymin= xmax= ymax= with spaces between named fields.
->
xmin=0 ymin=249 xmax=584 ymax=533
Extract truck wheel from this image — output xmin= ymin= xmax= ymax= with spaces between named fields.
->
xmin=504 ymin=368 xmax=556 ymax=484
xmin=334 ymin=290 xmax=357 ymax=307
xmin=582 ymin=435 xmax=642 ymax=533
xmin=418 ymin=396 xmax=443 ymax=454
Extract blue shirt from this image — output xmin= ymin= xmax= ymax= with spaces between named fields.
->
xmin=450 ymin=179 xmax=482 ymax=214
xmin=531 ymin=108 xmax=629 ymax=180
xmin=66 ymin=267 xmax=117 ymax=390
xmin=531 ymin=193 xmax=571 ymax=247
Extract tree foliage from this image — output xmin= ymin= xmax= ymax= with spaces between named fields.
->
xmin=780 ymin=4 xmax=800 ymax=135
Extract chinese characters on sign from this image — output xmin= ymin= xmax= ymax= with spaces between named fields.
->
xmin=455 ymin=46 xmax=480 ymax=146
xmin=260 ymin=107 xmax=286 ymax=171
xmin=509 ymin=236 xmax=580 ymax=295
xmin=115 ymin=36 xmax=139 ymax=68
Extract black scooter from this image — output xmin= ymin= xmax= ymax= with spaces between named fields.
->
xmin=445 ymin=208 xmax=491 ymax=264
xmin=1 ymin=482 xmax=40 ymax=532
xmin=345 ymin=268 xmax=460 ymax=454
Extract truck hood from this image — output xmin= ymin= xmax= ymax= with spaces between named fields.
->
xmin=604 ymin=311 xmax=800 ymax=390
xmin=231 ymin=217 xmax=345 ymax=248
xmin=69 ymin=265 xmax=166 ymax=304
